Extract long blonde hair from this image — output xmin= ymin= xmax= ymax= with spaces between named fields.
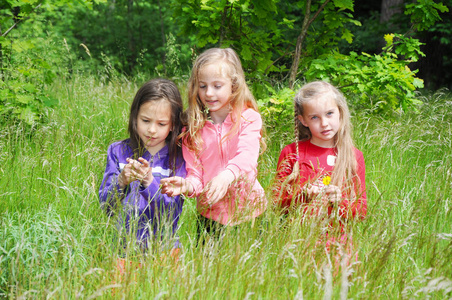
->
xmin=294 ymin=81 xmax=357 ymax=192
xmin=182 ymin=47 xmax=264 ymax=153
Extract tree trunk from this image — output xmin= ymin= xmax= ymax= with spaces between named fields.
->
xmin=219 ymin=4 xmax=233 ymax=47
xmin=380 ymin=0 xmax=403 ymax=24
xmin=127 ymin=0 xmax=136 ymax=73
xmin=288 ymin=0 xmax=330 ymax=89
xmin=157 ymin=0 xmax=166 ymax=73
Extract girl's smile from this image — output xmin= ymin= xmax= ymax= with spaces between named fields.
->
xmin=198 ymin=63 xmax=233 ymax=124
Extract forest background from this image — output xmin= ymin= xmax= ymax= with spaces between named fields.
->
xmin=1 ymin=0 xmax=451 ymax=298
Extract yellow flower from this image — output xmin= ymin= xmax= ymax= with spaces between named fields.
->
xmin=384 ymin=33 xmax=394 ymax=46
xmin=322 ymin=175 xmax=331 ymax=186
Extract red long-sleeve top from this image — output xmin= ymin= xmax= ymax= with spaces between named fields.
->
xmin=274 ymin=140 xmax=367 ymax=220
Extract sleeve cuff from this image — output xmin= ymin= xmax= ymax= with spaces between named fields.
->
xmin=226 ymin=164 xmax=240 ymax=180
xmin=185 ymin=178 xmax=200 ymax=197
xmin=139 ymin=179 xmax=160 ymax=200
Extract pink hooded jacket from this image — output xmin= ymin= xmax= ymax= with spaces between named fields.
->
xmin=183 ymin=108 xmax=267 ymax=225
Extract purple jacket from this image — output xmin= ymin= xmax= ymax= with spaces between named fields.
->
xmin=99 ymin=139 xmax=186 ymax=249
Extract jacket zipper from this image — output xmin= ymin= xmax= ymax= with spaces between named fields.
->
xmin=216 ymin=123 xmax=226 ymax=167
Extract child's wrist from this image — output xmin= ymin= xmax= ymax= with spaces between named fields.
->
xmin=183 ymin=181 xmax=195 ymax=197
xmin=223 ymin=169 xmax=236 ymax=184
xmin=140 ymin=173 xmax=153 ymax=189
xmin=117 ymin=172 xmax=127 ymax=189
xmin=140 ymin=181 xmax=150 ymax=189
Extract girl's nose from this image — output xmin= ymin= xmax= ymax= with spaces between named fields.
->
xmin=321 ymin=118 xmax=328 ymax=127
xmin=148 ymin=124 xmax=156 ymax=133
xmin=206 ymin=86 xmax=214 ymax=97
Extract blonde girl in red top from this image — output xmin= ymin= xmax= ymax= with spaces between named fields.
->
xmin=274 ymin=81 xmax=367 ymax=265
xmin=161 ymin=48 xmax=267 ymax=238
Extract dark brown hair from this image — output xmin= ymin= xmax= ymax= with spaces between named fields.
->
xmin=128 ymin=78 xmax=183 ymax=173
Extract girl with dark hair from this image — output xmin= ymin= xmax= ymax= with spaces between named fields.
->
xmin=99 ymin=78 xmax=186 ymax=266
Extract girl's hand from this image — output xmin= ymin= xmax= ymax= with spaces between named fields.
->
xmin=324 ymin=185 xmax=341 ymax=204
xmin=306 ymin=184 xmax=322 ymax=202
xmin=306 ymin=184 xmax=341 ymax=204
xmin=204 ymin=170 xmax=235 ymax=206
xmin=118 ymin=157 xmax=153 ymax=189
xmin=161 ymin=177 xmax=192 ymax=197
xmin=136 ymin=157 xmax=153 ymax=188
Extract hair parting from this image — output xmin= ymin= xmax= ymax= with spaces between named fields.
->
xmin=128 ymin=78 xmax=184 ymax=174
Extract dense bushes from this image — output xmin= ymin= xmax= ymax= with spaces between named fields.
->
xmin=0 ymin=0 xmax=450 ymax=129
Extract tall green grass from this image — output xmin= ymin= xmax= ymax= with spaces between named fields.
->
xmin=0 ymin=77 xmax=451 ymax=299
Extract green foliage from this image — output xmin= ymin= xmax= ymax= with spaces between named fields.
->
xmin=0 ymin=0 xmax=89 ymax=127
xmin=310 ymin=0 xmax=361 ymax=47
xmin=302 ymin=27 xmax=427 ymax=113
xmin=173 ymin=0 xmax=292 ymax=76
xmin=51 ymin=0 xmax=192 ymax=76
xmin=306 ymin=50 xmax=424 ymax=113
xmin=0 ymin=77 xmax=58 ymax=126
xmin=155 ymin=32 xmax=188 ymax=79
xmin=293 ymin=0 xmax=447 ymax=114
xmin=0 ymin=0 xmax=450 ymax=129
xmin=173 ymin=0 xmax=364 ymax=78
xmin=174 ymin=0 xmax=450 ymax=115
xmin=257 ymin=85 xmax=296 ymax=128
xmin=383 ymin=33 xmax=426 ymax=61
xmin=405 ymin=0 xmax=449 ymax=31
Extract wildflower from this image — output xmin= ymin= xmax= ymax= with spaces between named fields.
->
xmin=322 ymin=175 xmax=331 ymax=186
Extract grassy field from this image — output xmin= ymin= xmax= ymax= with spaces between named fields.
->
xmin=0 ymin=76 xmax=451 ymax=299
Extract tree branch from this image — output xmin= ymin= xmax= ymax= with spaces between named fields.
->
xmin=288 ymin=0 xmax=330 ymax=88
xmin=1 ymin=3 xmax=42 ymax=37
xmin=264 ymin=50 xmax=294 ymax=74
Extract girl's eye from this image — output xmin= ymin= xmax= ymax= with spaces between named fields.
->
xmin=159 ymin=123 xmax=167 ymax=127
xmin=327 ymin=111 xmax=333 ymax=116
xmin=142 ymin=119 xmax=150 ymax=123
xmin=199 ymin=85 xmax=206 ymax=89
xmin=311 ymin=116 xmax=318 ymax=120
xmin=215 ymin=85 xmax=222 ymax=89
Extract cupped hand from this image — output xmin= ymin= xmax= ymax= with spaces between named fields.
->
xmin=305 ymin=184 xmax=341 ymax=205
xmin=161 ymin=176 xmax=191 ymax=197
xmin=136 ymin=157 xmax=153 ymax=188
xmin=306 ymin=184 xmax=322 ymax=201
xmin=118 ymin=157 xmax=153 ymax=189
xmin=204 ymin=170 xmax=235 ymax=206
xmin=324 ymin=185 xmax=341 ymax=204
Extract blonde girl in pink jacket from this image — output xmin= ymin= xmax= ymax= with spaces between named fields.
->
xmin=161 ymin=48 xmax=267 ymax=238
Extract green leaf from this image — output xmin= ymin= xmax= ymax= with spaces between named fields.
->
xmin=16 ymin=95 xmax=34 ymax=104
xmin=413 ymin=78 xmax=424 ymax=88
xmin=341 ymin=29 xmax=354 ymax=43
xmin=241 ymin=45 xmax=252 ymax=61
xmin=19 ymin=107 xmax=37 ymax=125
xmin=333 ymin=0 xmax=354 ymax=11
xmin=0 ymin=89 xmax=9 ymax=102
xmin=39 ymin=95 xmax=59 ymax=107
xmin=22 ymin=83 xmax=37 ymax=93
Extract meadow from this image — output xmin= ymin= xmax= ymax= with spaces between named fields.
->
xmin=0 ymin=76 xmax=451 ymax=299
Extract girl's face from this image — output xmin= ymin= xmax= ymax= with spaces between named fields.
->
xmin=298 ymin=93 xmax=341 ymax=148
xmin=198 ymin=63 xmax=233 ymax=123
xmin=136 ymin=99 xmax=172 ymax=155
